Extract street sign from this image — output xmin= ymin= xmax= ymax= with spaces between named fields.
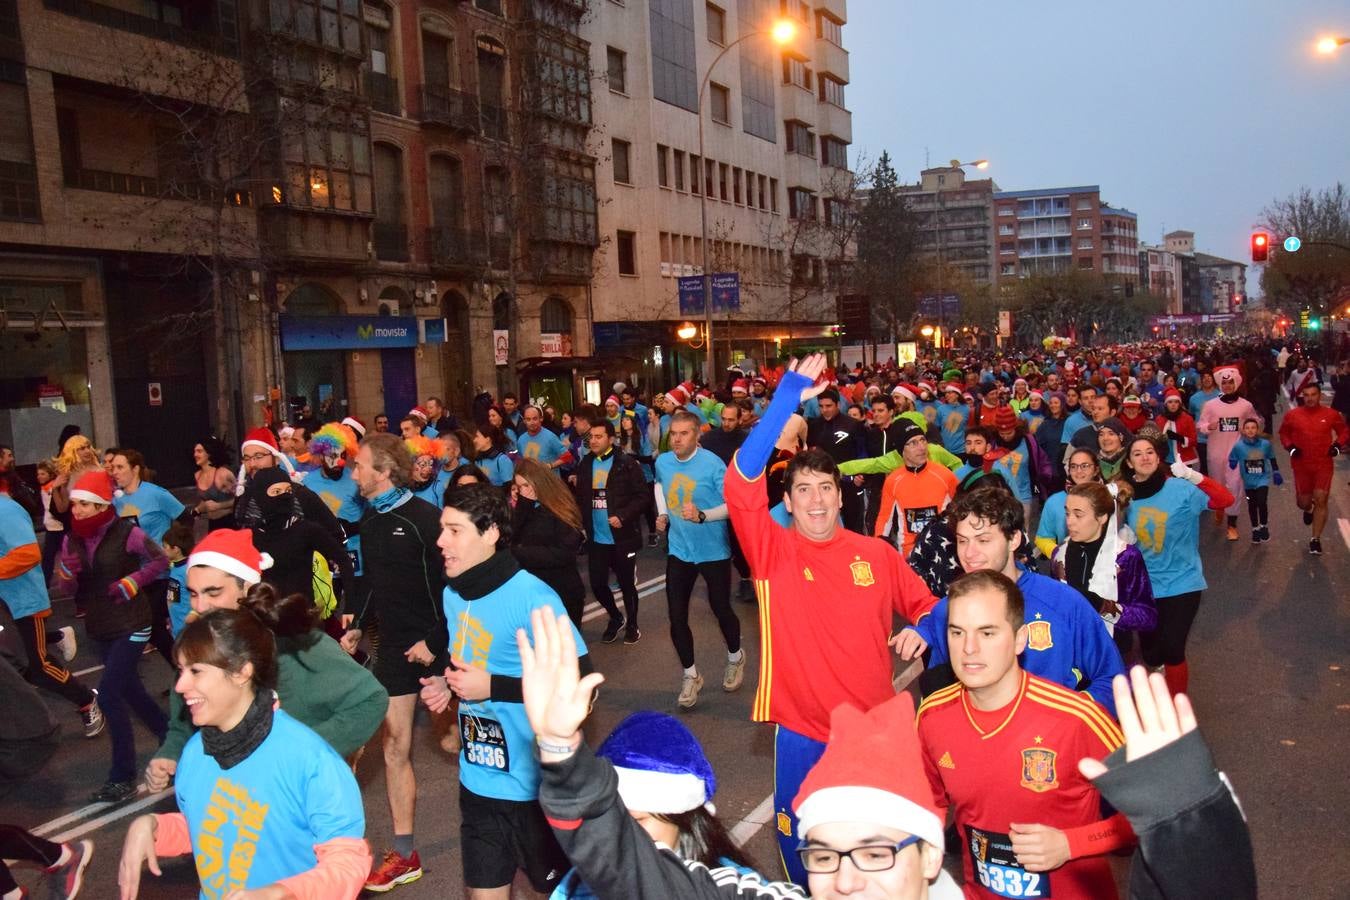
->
xmin=917 ymin=294 xmax=960 ymax=318
xmin=678 ymin=273 xmax=741 ymax=314
xmin=837 ymin=294 xmax=871 ymax=339
xmin=1283 ymin=236 xmax=1302 ymax=253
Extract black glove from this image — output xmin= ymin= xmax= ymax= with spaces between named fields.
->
xmin=1166 ymin=431 xmax=1181 ymax=442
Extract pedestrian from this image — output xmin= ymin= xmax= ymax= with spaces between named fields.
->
xmin=306 ymin=423 xmax=366 ymax=575
xmin=654 ymin=411 xmax=744 ymax=709
xmin=871 ymin=421 xmax=958 ymax=558
xmin=190 ymin=437 xmax=236 ymax=532
xmin=1035 ymin=448 xmax=1102 ymax=558
xmin=1197 ymin=367 xmax=1259 ymax=541
xmin=405 ymin=435 xmax=452 ymax=507
xmin=35 ymin=459 xmax=66 ymax=586
xmin=52 ymin=470 xmax=168 ymax=802
xmin=618 ymin=411 xmax=659 ymax=546
xmin=1155 ymin=389 xmax=1199 ymax=468
xmin=0 ymin=444 xmax=40 ymax=524
xmin=158 ymin=522 xmax=194 ymax=638
xmin=1187 ymin=372 xmax=1220 ymax=475
xmin=573 ymin=419 xmax=649 ymax=644
xmin=1228 ymin=418 xmax=1282 ymax=544
xmin=469 ymin=423 xmax=515 ymax=486
xmin=1277 ymin=382 xmax=1347 ymax=555
xmin=807 ymin=388 xmax=868 ymax=533
xmin=234 ymin=427 xmax=345 ymax=544
xmin=509 ymin=459 xmax=586 ymax=627
xmin=118 ymin=608 xmax=371 ymax=899
xmin=516 ymin=405 xmax=571 ymax=471
xmin=110 ymin=448 xmax=185 ymax=665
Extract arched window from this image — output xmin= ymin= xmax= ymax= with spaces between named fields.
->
xmin=373 ymin=142 xmax=407 ymax=261
xmin=540 ymin=296 xmax=573 ymax=334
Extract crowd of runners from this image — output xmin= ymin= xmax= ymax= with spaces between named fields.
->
xmin=2 ymin=334 xmax=1345 ymax=899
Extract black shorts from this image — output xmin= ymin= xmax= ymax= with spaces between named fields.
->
xmin=459 ymin=783 xmax=568 ymax=892
xmin=372 ymin=645 xmax=447 ymax=697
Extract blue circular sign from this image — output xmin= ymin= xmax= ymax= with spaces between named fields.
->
xmin=1283 ymin=236 xmax=1302 ymax=252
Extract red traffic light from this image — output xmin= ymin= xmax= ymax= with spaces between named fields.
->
xmin=1251 ymin=231 xmax=1269 ymax=262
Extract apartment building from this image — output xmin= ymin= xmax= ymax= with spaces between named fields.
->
xmin=898 ymin=166 xmax=999 ymax=286
xmin=1139 ymin=231 xmax=1243 ymax=315
xmin=0 ymin=0 xmax=602 ymax=480
xmin=991 ymin=186 xmax=1141 ymax=294
xmin=585 ymin=0 xmax=854 ymax=385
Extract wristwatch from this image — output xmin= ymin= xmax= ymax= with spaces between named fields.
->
xmin=697 ymin=510 xmax=707 ymax=524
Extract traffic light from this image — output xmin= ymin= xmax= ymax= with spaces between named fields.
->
xmin=1309 ymin=316 xmax=1321 ymax=331
xmin=1251 ymin=231 xmax=1269 ymax=262
xmin=1299 ymin=309 xmax=1310 ymax=329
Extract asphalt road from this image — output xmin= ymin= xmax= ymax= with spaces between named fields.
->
xmin=6 ymin=439 xmax=1349 ymax=898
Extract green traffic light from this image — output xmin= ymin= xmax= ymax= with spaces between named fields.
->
xmin=1308 ymin=318 xmax=1320 ymax=330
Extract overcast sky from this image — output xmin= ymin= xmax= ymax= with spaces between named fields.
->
xmin=846 ymin=0 xmax=1349 ymax=293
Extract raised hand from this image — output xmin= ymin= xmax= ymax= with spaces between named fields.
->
xmin=518 ymin=607 xmax=605 ymax=754
xmin=787 ymin=353 xmax=831 ymax=403
xmin=1078 ymin=667 xmax=1197 ymax=780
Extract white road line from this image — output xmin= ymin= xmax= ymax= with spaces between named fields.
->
xmin=581 ymin=578 xmax=669 ymax=624
xmin=31 ymin=801 xmax=114 ymax=837
xmin=72 ymin=663 xmax=104 ymax=677
xmin=50 ymin=788 xmax=175 ymax=844
xmin=730 ymin=794 xmax=776 ymax=847
xmin=1338 ymin=517 xmax=1350 ymax=553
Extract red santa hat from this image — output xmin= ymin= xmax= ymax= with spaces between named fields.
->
xmin=1029 ymin=389 xmax=1044 ymax=400
xmin=238 ymin=426 xmax=298 ymax=494
xmin=407 ymin=405 xmax=430 ymax=422
xmin=793 ymin=693 xmax=944 ymax=849
xmin=69 ymin=470 xmax=116 ymax=506
xmin=341 ymin=416 xmax=367 ymax=437
xmin=731 ymin=378 xmax=750 ymax=395
xmin=1163 ymin=388 xmax=1183 ymax=402
xmin=187 ymin=528 xmax=273 ymax=586
xmin=605 ymin=394 xmax=621 ymax=408
xmin=751 ymin=376 xmax=767 ymax=388
xmin=891 ymin=384 xmax=917 ymax=403
xmin=916 ymin=380 xmax=936 ymax=397
xmin=666 ymin=382 xmax=694 ymax=407
xmin=942 ymin=382 xmax=963 ymax=397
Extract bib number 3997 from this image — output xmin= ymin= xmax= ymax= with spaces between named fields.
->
xmin=460 ymin=713 xmax=509 ymax=771
xmin=967 ymin=826 xmax=1050 ymax=898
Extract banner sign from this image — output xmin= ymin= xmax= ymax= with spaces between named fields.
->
xmin=493 ymin=329 xmax=510 ymax=366
xmin=918 ymin=294 xmax=960 ymax=318
xmin=1149 ymin=313 xmax=1245 ymax=328
xmin=677 ymin=273 xmax=741 ymax=314
xmin=280 ymin=315 xmax=419 ymax=351
xmin=539 ymin=332 xmax=563 ymax=357
xmin=420 ymin=318 xmax=447 ymax=344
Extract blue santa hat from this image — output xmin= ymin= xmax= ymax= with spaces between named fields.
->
xmin=597 ymin=711 xmax=717 ymax=815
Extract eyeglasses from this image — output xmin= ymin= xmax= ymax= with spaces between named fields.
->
xmin=796 ymin=835 xmax=921 ymax=874
xmin=1066 ymin=462 xmax=1097 ymax=472
xmin=241 ymin=452 xmax=273 ymax=464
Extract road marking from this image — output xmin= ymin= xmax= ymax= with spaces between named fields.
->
xmin=1338 ymin=518 xmax=1350 ymax=552
xmin=72 ymin=663 xmax=104 ymax=677
xmin=581 ymin=577 xmax=668 ymax=624
xmin=730 ymin=794 xmax=776 ymax=847
xmin=50 ymin=788 xmax=174 ymax=844
xmin=31 ymin=785 xmax=169 ymax=838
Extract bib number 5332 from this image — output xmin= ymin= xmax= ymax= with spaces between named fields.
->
xmin=975 ymin=860 xmax=1047 ymax=898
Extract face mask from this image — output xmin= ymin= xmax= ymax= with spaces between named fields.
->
xmin=71 ymin=505 xmax=115 ymax=538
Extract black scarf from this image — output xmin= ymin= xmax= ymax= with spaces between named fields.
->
xmin=200 ymin=688 xmax=275 ymax=770
xmin=446 ymin=549 xmax=520 ymax=601
xmin=1064 ymin=530 xmax=1107 ymax=599
xmin=1130 ymin=467 xmax=1168 ymax=500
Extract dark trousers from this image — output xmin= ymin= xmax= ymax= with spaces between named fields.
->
xmin=1245 ymin=486 xmax=1269 ymax=527
xmin=16 ymin=614 xmax=93 ymax=709
xmin=92 ymin=633 xmax=168 ymax=783
xmin=841 ymin=482 xmax=865 ymax=534
xmin=587 ymin=542 xmax=639 ymax=627
xmin=665 ymin=557 xmax=740 ymax=669
xmin=728 ymin=529 xmax=751 ymax=581
xmin=0 ymin=824 xmax=63 ymax=893
xmin=41 ymin=530 xmax=63 ymax=589
xmin=144 ymin=580 xmax=176 ymax=668
xmin=1196 ymin=444 xmax=1208 ymax=476
xmin=1140 ymin=591 xmax=1202 ymax=668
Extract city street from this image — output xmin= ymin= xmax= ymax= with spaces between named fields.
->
xmin=4 ymin=448 xmax=1349 ymax=898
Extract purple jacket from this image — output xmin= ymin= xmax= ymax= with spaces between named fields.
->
xmin=1052 ymin=534 xmax=1157 ymax=633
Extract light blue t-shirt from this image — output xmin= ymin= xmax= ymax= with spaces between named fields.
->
xmin=1036 ymin=491 xmax=1069 ymax=547
xmin=589 ymin=453 xmax=615 ymax=544
xmin=1061 ymin=410 xmax=1091 ymax=445
xmin=444 ymin=568 xmax=588 ymax=801
xmin=916 ymin=399 xmax=939 ymax=427
xmin=1189 ymin=389 xmax=1220 ymax=442
xmin=308 ymin=467 xmax=365 ymax=524
xmin=411 ymin=470 xmax=451 ymax=508
xmin=166 ymin=560 xmax=191 ymax=637
xmin=991 ymin=438 xmax=1033 ymax=502
xmin=517 ymin=428 xmax=567 ymax=467
xmin=1229 ymin=437 xmax=1276 ymax=490
xmin=936 ymin=401 xmax=969 ymax=455
xmin=174 ymin=709 xmax=365 ymax=899
xmin=477 ymin=452 xmax=514 ymax=487
xmin=115 ymin=482 xmax=184 ymax=544
xmin=0 ymin=494 xmax=49 ymax=619
xmin=1127 ymin=478 xmax=1211 ymax=597
xmin=655 ymin=448 xmax=730 ymax=564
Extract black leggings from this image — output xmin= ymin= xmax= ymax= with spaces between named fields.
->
xmin=666 ymin=557 xmax=740 ymax=669
xmin=144 ymin=580 xmax=176 ymax=667
xmin=15 ymin=614 xmax=94 ymax=709
xmin=1140 ymin=591 xmax=1202 ymax=667
xmin=0 ymin=824 xmax=62 ymax=893
xmin=587 ymin=542 xmax=639 ymax=627
xmin=1245 ymin=486 xmax=1269 ymax=527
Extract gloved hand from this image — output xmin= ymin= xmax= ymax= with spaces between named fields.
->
xmin=109 ymin=577 xmax=138 ymax=604
xmin=1273 ymin=471 xmax=1284 ymax=487
xmin=1170 ymin=459 xmax=1204 ymax=485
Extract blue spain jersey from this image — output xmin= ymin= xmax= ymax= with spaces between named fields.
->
xmin=0 ymin=495 xmax=49 ymax=619
xmin=444 ymin=568 xmax=588 ymax=801
xmin=517 ymin=428 xmax=567 ymax=466
xmin=114 ymin=482 xmax=184 ymax=544
xmin=1126 ymin=478 xmax=1211 ymax=597
xmin=589 ymin=453 xmax=615 ymax=544
xmin=655 ymin=448 xmax=730 ymax=563
xmin=1229 ymin=437 xmax=1275 ymax=490
xmin=937 ymin=402 xmax=969 ymax=455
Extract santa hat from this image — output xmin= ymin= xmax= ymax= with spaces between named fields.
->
xmin=1122 ymin=395 xmax=1142 ymax=408
xmin=408 ymin=405 xmax=430 ymax=422
xmin=69 ymin=470 xmax=116 ymax=506
xmin=238 ymin=426 xmax=298 ymax=495
xmin=892 ymin=384 xmax=917 ymax=403
xmin=751 ymin=376 xmax=767 ymax=388
xmin=666 ymin=382 xmax=694 ymax=407
xmin=187 ymin=528 xmax=272 ymax=586
xmin=597 ymin=711 xmax=717 ymax=816
xmin=942 ymin=382 xmax=963 ymax=396
xmin=916 ymin=380 xmax=936 ymax=397
xmin=1214 ymin=366 xmax=1242 ymax=390
xmin=731 ymin=378 xmax=749 ymax=396
xmin=605 ymin=394 xmax=621 ymax=408
xmin=1014 ymin=377 xmax=1028 ymax=387
xmin=794 ymin=693 xmax=944 ymax=849
xmin=994 ymin=405 xmax=1019 ymax=431
xmin=341 ymin=416 xmax=367 ymax=437
xmin=1163 ymin=388 xmax=1183 ymax=402
xmin=1029 ymin=389 xmax=1044 ymax=400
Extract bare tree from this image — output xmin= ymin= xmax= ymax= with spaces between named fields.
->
xmin=1259 ymin=183 xmax=1350 ymax=317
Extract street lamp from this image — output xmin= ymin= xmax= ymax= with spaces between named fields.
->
xmin=1315 ymin=35 xmax=1348 ymax=54
xmin=930 ymin=158 xmax=989 ymax=349
xmin=696 ymin=16 xmax=798 ymax=383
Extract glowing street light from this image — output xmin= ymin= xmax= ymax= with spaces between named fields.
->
xmin=920 ymin=325 xmax=935 ymax=337
xmin=1315 ymin=35 xmax=1348 ymax=54
xmin=770 ymin=18 xmax=799 ymax=45
xmin=676 ymin=321 xmax=699 ymax=341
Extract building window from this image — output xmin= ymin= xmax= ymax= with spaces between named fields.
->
xmin=733 ymin=167 xmax=743 ymax=204
xmin=538 ymin=156 xmax=597 ymax=245
xmin=674 ymin=150 xmax=686 ymax=191
xmin=1077 ymin=199 xmax=1093 ymax=210
xmin=824 ymin=197 xmax=848 ymax=227
xmin=998 ymin=206 xmax=1013 ymax=216
xmin=477 ymin=37 xmax=508 ymax=140
xmin=612 ymin=139 xmax=632 ymax=185
xmin=769 ymin=177 xmax=778 ymax=212
xmin=785 ymin=120 xmax=814 ymax=157
xmin=788 ymin=187 xmax=815 ymax=220
xmin=706 ymin=2 xmax=725 ymax=44
xmin=999 ymin=242 xmax=1014 ymax=255
xmin=656 ymin=144 xmax=669 ymax=188
xmin=475 ymin=0 xmax=503 ymax=15
xmin=617 ymin=230 xmax=637 ymax=275
xmin=533 ymin=30 xmax=591 ymax=125
xmin=710 ymin=82 xmax=731 ymax=124
xmin=782 ymin=54 xmax=812 ymax=90
xmin=1077 ymin=218 xmax=1092 ymax=230
xmin=819 ymin=76 xmax=845 ymax=107
xmin=268 ymin=0 xmax=362 ymax=55
xmin=540 ymin=296 xmax=573 ymax=334
xmin=821 ymin=136 xmax=848 ymax=169
xmin=1001 ymin=263 xmax=1015 ymax=276
xmin=1078 ymin=257 xmax=1093 ymax=269
xmin=738 ymin=1 xmax=776 ymax=143
xmin=650 ymin=0 xmax=698 ymax=111
xmin=278 ymin=99 xmax=373 ymax=212
xmin=1078 ymin=239 xmax=1093 ymax=250
xmin=718 ymin=162 xmax=729 ymax=200
xmin=758 ymin=174 xmax=768 ymax=210
xmin=999 ymin=224 xmax=1014 ymax=235
xmin=606 ymin=46 xmax=628 ymax=93
xmin=817 ymin=11 xmax=843 ymax=45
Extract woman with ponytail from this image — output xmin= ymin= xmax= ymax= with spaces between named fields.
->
xmin=145 ymin=529 xmax=387 ymax=794
xmin=119 ymin=608 xmax=371 ymax=899
xmin=1050 ymin=480 xmax=1156 ymax=660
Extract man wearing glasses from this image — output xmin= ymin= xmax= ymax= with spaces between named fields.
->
xmin=235 ymin=427 xmax=345 ymax=543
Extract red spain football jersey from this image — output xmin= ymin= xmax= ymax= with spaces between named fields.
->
xmin=916 ymin=672 xmax=1124 ymax=900
xmin=725 ymin=454 xmax=937 ymax=742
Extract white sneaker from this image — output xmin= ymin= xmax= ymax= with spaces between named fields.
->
xmin=677 ymin=673 xmax=704 ymax=709
xmin=56 ymin=626 xmax=78 ymax=664
xmin=723 ymin=654 xmax=746 ymax=692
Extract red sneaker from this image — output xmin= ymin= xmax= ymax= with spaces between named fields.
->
xmin=364 ymin=849 xmax=423 ymax=892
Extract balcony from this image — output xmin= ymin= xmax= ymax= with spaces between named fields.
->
xmin=260 ymin=208 xmax=370 ymax=264
xmin=415 ymin=85 xmax=481 ymax=133
xmin=480 ymin=104 xmax=509 ymax=142
xmin=372 ymin=221 xmax=409 ymax=262
xmin=42 ymin=0 xmax=237 ymax=55
xmin=816 ymin=0 xmax=848 ymax=23
xmin=426 ymin=225 xmax=487 ymax=271
xmin=816 ymin=101 xmax=851 ymax=145
xmin=779 ymin=88 xmax=816 ymax=129
xmin=813 ymin=39 xmax=849 ymax=84
xmin=366 ymin=71 xmax=401 ymax=116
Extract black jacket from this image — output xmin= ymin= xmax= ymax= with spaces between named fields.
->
xmin=252 ymin=519 xmax=356 ymax=608
xmin=511 ymin=501 xmax=585 ymax=605
xmin=237 ymin=481 xmax=345 ymax=545
xmin=352 ymin=494 xmax=447 ymax=654
xmin=807 ymin=413 xmax=866 ymax=464
xmin=700 ymin=427 xmax=747 ymax=466
xmin=573 ymin=449 xmax=649 ymax=552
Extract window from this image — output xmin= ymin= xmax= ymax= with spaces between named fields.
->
xmin=733 ymin=167 xmax=743 ymax=204
xmin=821 ymin=136 xmax=848 ymax=169
xmin=278 ymin=100 xmax=373 ymax=212
xmin=782 ymin=54 xmax=812 ymax=90
xmin=824 ymin=197 xmax=848 ymax=227
xmin=268 ymin=0 xmax=362 ymax=55
xmin=656 ymin=144 xmax=669 ymax=188
xmin=428 ymin=154 xmax=464 ymax=229
xmin=718 ymin=162 xmax=729 ymax=200
xmin=1077 ymin=199 xmax=1093 ymax=210
xmin=538 ymin=156 xmax=597 ymax=244
xmin=998 ymin=206 xmax=1013 ymax=216
xmin=650 ymin=0 xmax=698 ymax=111
xmin=674 ymin=150 xmax=686 ymax=191
xmin=1078 ymin=257 xmax=1094 ymax=270
xmin=607 ymin=46 xmax=627 ymax=93
xmin=611 ymin=139 xmax=632 ymax=185
xmin=817 ymin=11 xmax=842 ymax=45
xmin=477 ymin=37 xmax=508 ymax=140
xmin=785 ymin=121 xmax=814 ymax=157
xmin=1001 ymin=263 xmax=1015 ymax=276
xmin=710 ymin=82 xmax=730 ymax=124
xmin=999 ymin=224 xmax=1014 ymax=235
xmin=745 ymin=170 xmax=756 ymax=208
xmin=788 ymin=187 xmax=815 ymax=220
xmin=475 ymin=0 xmax=503 ymax=15
xmin=617 ymin=230 xmax=637 ymax=275
xmin=706 ymin=2 xmax=725 ymax=44
xmin=540 ymin=297 xmax=573 ymax=334
xmin=0 ymin=82 xmax=38 ymax=223
xmin=758 ymin=174 xmax=768 ymax=210
xmin=819 ymin=76 xmax=845 ymax=107
xmin=534 ymin=30 xmax=591 ymax=125
xmin=738 ymin=0 xmax=777 ymax=142
xmin=1077 ymin=239 xmax=1093 ymax=250
xmin=1077 ymin=218 xmax=1092 ymax=230
xmin=769 ymin=177 xmax=778 ymax=212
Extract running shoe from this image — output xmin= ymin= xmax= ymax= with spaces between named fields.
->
xmin=1303 ymin=510 xmax=1314 ymax=526
xmin=1309 ymin=538 xmax=1323 ymax=555
xmin=45 ymin=838 xmax=93 ymax=899
xmin=623 ymin=626 xmax=642 ymax=645
xmin=677 ymin=673 xmax=704 ymax=709
xmin=1259 ymin=525 xmax=1271 ymax=543
xmin=723 ymin=654 xmax=746 ymax=692
xmin=601 ymin=615 xmax=626 ymax=644
xmin=55 ymin=626 xmax=78 ymax=664
xmin=88 ymin=781 xmax=135 ymax=804
xmin=364 ymin=850 xmax=423 ymax=893
xmin=1250 ymin=529 xmax=1261 ymax=545
xmin=80 ymin=691 xmax=105 ymax=739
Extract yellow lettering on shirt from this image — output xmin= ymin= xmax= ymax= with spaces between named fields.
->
xmin=1136 ymin=507 xmax=1168 ymax=553
xmin=196 ymin=777 xmax=271 ymax=899
xmin=453 ymin=610 xmax=494 ymax=668
xmin=666 ymin=473 xmax=698 ymax=509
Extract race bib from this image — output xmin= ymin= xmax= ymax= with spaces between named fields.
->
xmin=967 ymin=826 xmax=1050 ymax=898
xmin=167 ymin=579 xmax=182 ymax=606
xmin=347 ymin=546 xmax=362 ymax=571
xmin=460 ymin=712 xmax=510 ymax=771
xmin=1243 ymin=459 xmax=1265 ymax=476
xmin=906 ymin=505 xmax=939 ymax=535
xmin=592 ymin=489 xmax=608 ymax=511
xmin=1219 ymin=417 xmax=1239 ymax=433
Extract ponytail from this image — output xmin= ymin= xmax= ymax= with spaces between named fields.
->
xmin=239 ymin=582 xmax=319 ymax=639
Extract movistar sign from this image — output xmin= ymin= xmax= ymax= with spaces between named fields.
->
xmin=281 ymin=315 xmax=420 ymax=351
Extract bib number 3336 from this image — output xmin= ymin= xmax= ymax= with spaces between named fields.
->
xmin=460 ymin=713 xmax=509 ymax=771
